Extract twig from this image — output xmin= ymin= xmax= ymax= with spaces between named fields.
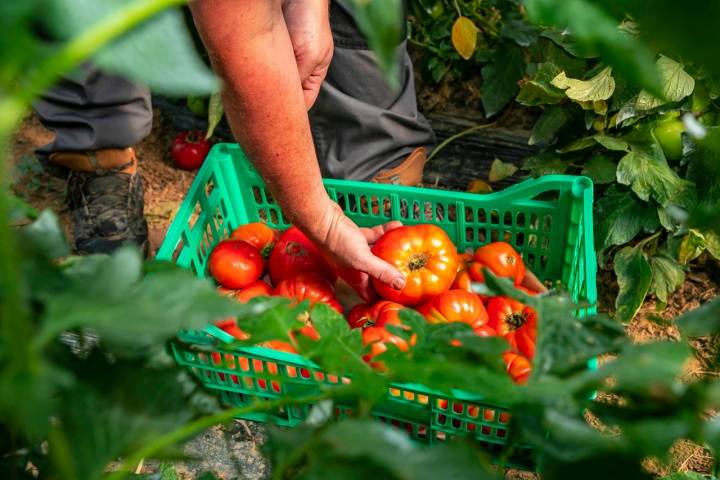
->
xmin=426 ymin=122 xmax=497 ymax=163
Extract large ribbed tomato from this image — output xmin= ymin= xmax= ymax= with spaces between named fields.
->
xmin=346 ymin=303 xmax=370 ymax=329
xmin=234 ymin=280 xmax=273 ymax=303
xmin=487 ymin=297 xmax=537 ymax=359
xmin=371 ymin=224 xmax=458 ymax=306
xmin=469 ymin=242 xmax=525 ymax=285
xmin=268 ymin=226 xmax=336 ymax=284
xmin=360 ymin=301 xmax=415 ymax=368
xmin=273 ymin=272 xmax=343 ymax=313
xmin=230 ymin=222 xmax=278 ymax=258
xmin=451 ymin=251 xmax=473 ymax=292
xmin=418 ymin=289 xmax=489 ymax=329
xmin=503 ymin=351 xmax=532 ymax=385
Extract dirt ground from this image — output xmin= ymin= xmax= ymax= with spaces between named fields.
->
xmin=10 ymin=112 xmax=720 ymax=478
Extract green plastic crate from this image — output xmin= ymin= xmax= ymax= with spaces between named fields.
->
xmin=158 ymin=143 xmax=597 ymax=469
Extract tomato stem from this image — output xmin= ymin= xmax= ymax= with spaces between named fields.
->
xmin=507 ymin=312 xmax=527 ymax=330
xmin=408 ymin=252 xmax=430 ymax=271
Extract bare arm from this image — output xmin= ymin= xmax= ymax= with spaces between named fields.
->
xmin=189 ymin=0 xmax=406 ymax=295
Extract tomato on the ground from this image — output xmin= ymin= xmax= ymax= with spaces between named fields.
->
xmin=469 ymin=241 xmax=526 ymax=285
xmin=170 ymin=130 xmax=210 ymax=171
xmin=273 ymin=272 xmax=343 ymax=313
xmin=371 ymin=224 xmax=458 ymax=306
xmin=231 ymin=222 xmax=278 ymax=258
xmin=268 ymin=226 xmax=336 ymax=285
xmin=503 ymin=351 xmax=532 ymax=385
xmin=487 ymin=296 xmax=537 ymax=359
xmin=418 ymin=289 xmax=489 ymax=329
xmin=208 ymin=240 xmax=264 ymax=289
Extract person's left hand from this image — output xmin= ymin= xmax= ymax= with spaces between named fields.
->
xmin=282 ymin=0 xmax=333 ymax=109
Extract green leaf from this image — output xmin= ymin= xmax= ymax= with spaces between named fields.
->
xmin=481 ymin=43 xmax=526 ymax=117
xmin=677 ymin=297 xmax=720 ymax=337
xmin=525 ymin=0 xmax=663 ymax=97
xmin=704 ymin=231 xmax=720 ymax=260
xmin=529 ymin=105 xmax=568 ymax=145
xmin=18 ymin=210 xmax=70 ymax=259
xmin=345 ymin=0 xmax=404 ymax=89
xmin=205 ymin=92 xmax=223 ymax=140
xmin=46 ymin=1 xmax=217 ymax=95
xmin=159 ymin=462 xmax=180 ymax=480
xmin=501 ymin=19 xmax=539 ymax=47
xmin=556 ymin=136 xmax=597 ymax=153
xmin=552 ymin=66 xmax=615 ymax=102
xmin=661 ymin=473 xmax=712 ymax=480
xmin=613 ymin=246 xmax=652 ymax=322
xmin=516 ymin=62 xmax=566 ymax=106
xmin=678 ymin=229 xmax=706 ymax=264
xmin=593 ymin=135 xmax=629 ymax=152
xmin=594 ymin=186 xmax=659 ymax=255
xmin=636 ymin=55 xmax=695 ymax=111
xmin=523 ymin=151 xmax=571 ymax=176
xmin=581 ymin=155 xmax=616 ymax=184
xmin=616 ymin=142 xmax=694 ymax=207
xmin=488 ymin=158 xmax=519 ymax=183
xmin=451 ymin=16 xmax=478 ymax=60
xmin=649 ymin=254 xmax=685 ymax=303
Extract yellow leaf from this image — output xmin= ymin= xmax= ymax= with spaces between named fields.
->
xmin=551 ymin=67 xmax=616 ymax=102
xmin=451 ymin=16 xmax=478 ymax=60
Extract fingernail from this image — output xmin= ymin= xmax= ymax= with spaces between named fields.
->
xmin=392 ymin=277 xmax=406 ymax=290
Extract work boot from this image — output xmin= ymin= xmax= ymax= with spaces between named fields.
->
xmin=371 ymin=147 xmax=426 ymax=186
xmin=366 ymin=148 xmax=432 ymax=219
xmin=49 ymin=148 xmax=148 ymax=256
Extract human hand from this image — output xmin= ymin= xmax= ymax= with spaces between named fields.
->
xmin=282 ymin=0 xmax=333 ymax=109
xmin=303 ymin=202 xmax=406 ymax=301
xmin=521 ymin=270 xmax=548 ymax=293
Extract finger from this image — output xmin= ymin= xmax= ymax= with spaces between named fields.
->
xmin=361 ymin=221 xmax=403 ymax=244
xmin=521 ymin=270 xmax=547 ymax=293
xmin=360 ymin=254 xmax=406 ymax=290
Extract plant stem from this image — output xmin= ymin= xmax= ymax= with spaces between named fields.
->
xmin=106 ymin=388 xmax=350 ymax=480
xmin=453 ymin=0 xmax=463 ymax=17
xmin=426 ymin=122 xmax=497 ymax=163
xmin=636 ymin=231 xmax=662 ymax=249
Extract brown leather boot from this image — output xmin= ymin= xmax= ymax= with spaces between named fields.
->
xmin=49 ymin=148 xmax=148 ymax=256
xmin=370 ymin=147 xmax=426 ymax=186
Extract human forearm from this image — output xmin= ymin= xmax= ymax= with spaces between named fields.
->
xmin=189 ymin=0 xmax=332 ymax=235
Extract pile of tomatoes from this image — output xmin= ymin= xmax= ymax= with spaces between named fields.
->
xmin=208 ymin=222 xmax=539 ymax=385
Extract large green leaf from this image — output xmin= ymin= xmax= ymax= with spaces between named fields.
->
xmin=481 ymin=43 xmax=526 ymax=117
xmin=613 ymin=245 xmax=652 ymax=322
xmin=17 ymin=210 xmax=70 ymax=260
xmin=46 ymin=0 xmax=217 ymax=95
xmin=677 ymin=297 xmax=720 ymax=337
xmin=551 ymin=66 xmax=616 ymax=102
xmin=581 ymin=155 xmax=616 ymax=184
xmin=649 ymin=253 xmax=685 ymax=304
xmin=501 ymin=18 xmax=539 ymax=47
xmin=636 ymin=55 xmax=695 ymax=111
xmin=517 ymin=62 xmax=566 ymax=106
xmin=525 ymin=0 xmax=663 ymax=97
xmin=529 ymin=105 xmax=568 ymax=145
xmin=616 ymin=142 xmax=694 ymax=207
xmin=594 ymin=186 xmax=659 ymax=255
xmin=523 ymin=151 xmax=571 ymax=177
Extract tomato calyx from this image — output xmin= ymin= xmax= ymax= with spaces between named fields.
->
xmin=285 ymin=241 xmax=308 ymax=257
xmin=183 ymin=130 xmax=205 ymax=144
xmin=408 ymin=252 xmax=430 ymax=271
xmin=506 ymin=311 xmax=529 ymax=331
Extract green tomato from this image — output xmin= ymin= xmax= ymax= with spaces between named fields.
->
xmin=186 ymin=96 xmax=208 ymax=117
xmin=429 ymin=2 xmax=444 ymax=19
xmin=653 ymin=117 xmax=686 ymax=161
xmin=692 ymin=83 xmax=711 ymax=114
xmin=699 ymin=111 xmax=718 ymax=127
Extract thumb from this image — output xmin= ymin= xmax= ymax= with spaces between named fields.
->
xmin=360 ymin=254 xmax=406 ymax=291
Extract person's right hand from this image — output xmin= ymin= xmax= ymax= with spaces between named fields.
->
xmin=301 ymin=202 xmax=406 ymax=301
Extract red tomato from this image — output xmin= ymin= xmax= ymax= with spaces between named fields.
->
xmin=268 ymin=226 xmax=336 ymax=285
xmin=418 ymin=289 xmax=489 ymax=329
xmin=230 ymin=222 xmax=278 ymax=258
xmin=371 ymin=224 xmax=459 ymax=306
xmin=487 ymin=297 xmax=537 ymax=359
xmin=208 ymin=240 xmax=264 ymax=289
xmin=170 ymin=130 xmax=210 ymax=171
xmin=347 ymin=303 xmax=370 ymax=329
xmin=234 ymin=280 xmax=273 ymax=303
xmin=473 ymin=324 xmax=497 ymax=337
xmin=361 ymin=301 xmax=415 ymax=368
xmin=259 ymin=340 xmax=298 ymax=354
xmin=273 ymin=272 xmax=343 ymax=313
xmin=469 ymin=242 xmax=526 ymax=285
xmin=503 ymin=351 xmax=532 ymax=385
xmin=451 ymin=252 xmax=473 ymax=292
